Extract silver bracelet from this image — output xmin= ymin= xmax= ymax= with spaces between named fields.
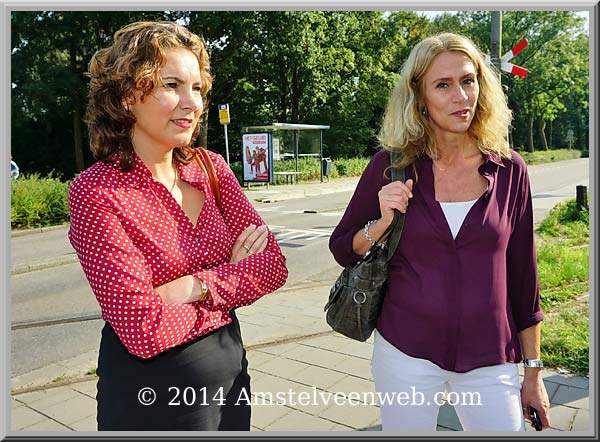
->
xmin=364 ymin=220 xmax=379 ymax=246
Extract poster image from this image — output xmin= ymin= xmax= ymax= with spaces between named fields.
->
xmin=242 ymin=133 xmax=272 ymax=182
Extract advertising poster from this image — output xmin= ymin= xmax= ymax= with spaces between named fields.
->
xmin=242 ymin=133 xmax=272 ymax=182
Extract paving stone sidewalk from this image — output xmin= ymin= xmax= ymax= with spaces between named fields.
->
xmin=10 ymin=333 xmax=591 ymax=433
xmin=10 ymin=275 xmax=591 ymax=433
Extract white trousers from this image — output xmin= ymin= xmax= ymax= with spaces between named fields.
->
xmin=371 ymin=331 xmax=525 ymax=432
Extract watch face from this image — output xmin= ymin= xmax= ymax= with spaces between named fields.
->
xmin=524 ymin=359 xmax=543 ymax=368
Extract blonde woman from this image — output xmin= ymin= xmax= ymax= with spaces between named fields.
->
xmin=329 ymin=33 xmax=550 ymax=432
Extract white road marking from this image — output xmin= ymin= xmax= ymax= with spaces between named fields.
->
xmin=256 ymin=208 xmax=345 ymax=216
xmin=268 ymin=225 xmax=333 ymax=241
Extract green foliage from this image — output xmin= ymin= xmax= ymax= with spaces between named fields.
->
xmin=541 ymin=297 xmax=589 ymax=375
xmin=536 ymin=196 xmax=589 ymax=374
xmin=537 ymin=198 xmax=589 ymax=244
xmin=230 ymin=156 xmax=370 ymax=184
xmin=519 ymin=148 xmax=581 ymax=165
xmin=10 ymin=11 xmax=589 ymax=177
xmin=331 ymin=157 xmax=370 ymax=178
xmin=537 ymin=244 xmax=588 ymax=305
xmin=11 ymin=173 xmax=71 ymax=229
xmin=430 ymin=11 xmax=589 ymax=153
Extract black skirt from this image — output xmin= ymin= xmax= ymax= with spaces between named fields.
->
xmin=96 ymin=311 xmax=251 ymax=431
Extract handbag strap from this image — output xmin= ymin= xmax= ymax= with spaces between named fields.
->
xmin=193 ymin=147 xmax=222 ymax=211
xmin=386 ymin=150 xmax=407 ymax=262
xmin=363 ymin=150 xmax=407 ymax=261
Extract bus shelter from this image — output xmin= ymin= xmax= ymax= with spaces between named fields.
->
xmin=240 ymin=123 xmax=330 ymax=184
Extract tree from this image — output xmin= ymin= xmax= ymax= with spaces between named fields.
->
xmin=11 ymin=11 xmax=172 ymax=177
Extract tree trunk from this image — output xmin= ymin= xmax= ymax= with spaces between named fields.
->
xmin=291 ymin=63 xmax=299 ymax=123
xmin=527 ymin=111 xmax=534 ymax=152
xmin=537 ymin=117 xmax=548 ymax=150
xmin=70 ymin=46 xmax=85 ymax=172
xmin=198 ymin=106 xmax=209 ymax=148
xmin=73 ymin=102 xmax=84 ymax=172
xmin=278 ymin=61 xmax=287 ymax=122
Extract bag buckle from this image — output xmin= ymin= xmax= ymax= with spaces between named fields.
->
xmin=353 ymin=291 xmax=367 ymax=305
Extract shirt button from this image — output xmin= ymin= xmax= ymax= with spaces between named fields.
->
xmin=195 ymin=238 xmax=201 ymax=243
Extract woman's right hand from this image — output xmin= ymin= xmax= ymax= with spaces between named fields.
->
xmin=378 ymin=179 xmax=414 ymax=226
xmin=230 ymin=224 xmax=269 ymax=264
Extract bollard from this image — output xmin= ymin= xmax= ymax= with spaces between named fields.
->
xmin=576 ymin=185 xmax=588 ymax=210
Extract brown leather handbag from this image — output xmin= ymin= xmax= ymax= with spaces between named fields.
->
xmin=193 ymin=147 xmax=222 ymax=211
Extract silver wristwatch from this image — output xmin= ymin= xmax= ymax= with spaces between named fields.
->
xmin=523 ymin=358 xmax=544 ymax=368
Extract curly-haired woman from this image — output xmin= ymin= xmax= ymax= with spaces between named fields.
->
xmin=69 ymin=21 xmax=288 ymax=431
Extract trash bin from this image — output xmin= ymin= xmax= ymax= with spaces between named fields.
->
xmin=322 ymin=158 xmax=332 ymax=177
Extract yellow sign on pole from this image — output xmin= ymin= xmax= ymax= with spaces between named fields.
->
xmin=218 ymin=104 xmax=230 ymax=125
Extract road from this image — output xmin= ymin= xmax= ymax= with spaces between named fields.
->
xmin=10 ymin=158 xmax=589 ymax=377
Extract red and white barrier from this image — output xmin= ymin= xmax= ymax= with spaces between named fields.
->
xmin=481 ymin=38 xmax=529 ymax=77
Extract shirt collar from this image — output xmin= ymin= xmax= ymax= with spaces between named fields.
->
xmin=421 ymin=150 xmax=506 ymax=168
xmin=482 ymin=152 xmax=506 ymax=168
xmin=112 ymin=153 xmax=154 ymax=188
xmin=112 ymin=149 xmax=208 ymax=188
xmin=179 ymin=155 xmax=206 ymax=185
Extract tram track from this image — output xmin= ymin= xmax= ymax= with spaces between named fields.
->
xmin=11 ymin=313 xmax=102 ymax=331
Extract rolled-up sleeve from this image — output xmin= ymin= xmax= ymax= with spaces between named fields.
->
xmin=506 ymin=161 xmax=544 ymax=331
xmin=329 ymin=150 xmax=390 ymax=267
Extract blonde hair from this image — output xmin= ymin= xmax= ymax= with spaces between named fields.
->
xmin=378 ymin=33 xmax=512 ymax=169
xmin=85 ymin=21 xmax=213 ymax=171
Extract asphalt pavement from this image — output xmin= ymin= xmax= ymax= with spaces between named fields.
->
xmin=8 ymin=171 xmax=591 ymax=434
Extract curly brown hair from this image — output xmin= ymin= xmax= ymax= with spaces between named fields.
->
xmin=85 ymin=21 xmax=213 ymax=171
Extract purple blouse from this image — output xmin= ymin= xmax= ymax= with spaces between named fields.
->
xmin=329 ymin=149 xmax=544 ymax=373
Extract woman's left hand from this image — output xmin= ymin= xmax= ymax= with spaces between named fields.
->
xmin=230 ymin=224 xmax=269 ymax=264
xmin=521 ymin=374 xmax=551 ymax=430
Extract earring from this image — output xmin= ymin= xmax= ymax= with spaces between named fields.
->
xmin=422 ymin=108 xmax=428 ymax=117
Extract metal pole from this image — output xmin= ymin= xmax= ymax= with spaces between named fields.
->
xmin=320 ymin=130 xmax=323 ymax=183
xmin=491 ymin=11 xmax=502 ymax=77
xmin=576 ymin=185 xmax=588 ymax=210
xmin=223 ymin=124 xmax=230 ymax=165
xmin=491 ymin=11 xmax=509 ymax=145
xmin=294 ymin=130 xmax=299 ymax=184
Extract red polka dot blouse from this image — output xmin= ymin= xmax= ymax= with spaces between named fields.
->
xmin=68 ymin=148 xmax=288 ymax=359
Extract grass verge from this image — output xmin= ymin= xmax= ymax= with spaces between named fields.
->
xmin=519 ymin=148 xmax=581 ymax=165
xmin=536 ymin=198 xmax=589 ymax=375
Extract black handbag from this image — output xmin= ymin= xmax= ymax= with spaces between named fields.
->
xmin=324 ymin=151 xmax=406 ymax=342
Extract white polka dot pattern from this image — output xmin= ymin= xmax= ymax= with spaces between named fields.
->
xmin=68 ymin=148 xmax=288 ymax=359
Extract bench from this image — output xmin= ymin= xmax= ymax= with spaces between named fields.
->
xmin=273 ymin=171 xmax=302 ymax=184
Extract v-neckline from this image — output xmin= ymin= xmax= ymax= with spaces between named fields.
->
xmin=419 ymin=156 xmax=488 ymax=243
xmin=158 ymin=172 xmax=207 ymax=230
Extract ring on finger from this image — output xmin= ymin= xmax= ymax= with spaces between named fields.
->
xmin=243 ymin=244 xmax=251 ymax=252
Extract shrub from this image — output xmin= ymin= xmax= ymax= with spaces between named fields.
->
xmin=537 ymin=198 xmax=589 ymax=244
xmin=11 ymin=172 xmax=71 ymax=229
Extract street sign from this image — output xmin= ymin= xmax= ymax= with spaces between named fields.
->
xmin=218 ymin=104 xmax=230 ymax=125
xmin=481 ymin=38 xmax=529 ymax=77
xmin=218 ymin=104 xmax=231 ymax=164
xmin=566 ymin=129 xmax=574 ymax=149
